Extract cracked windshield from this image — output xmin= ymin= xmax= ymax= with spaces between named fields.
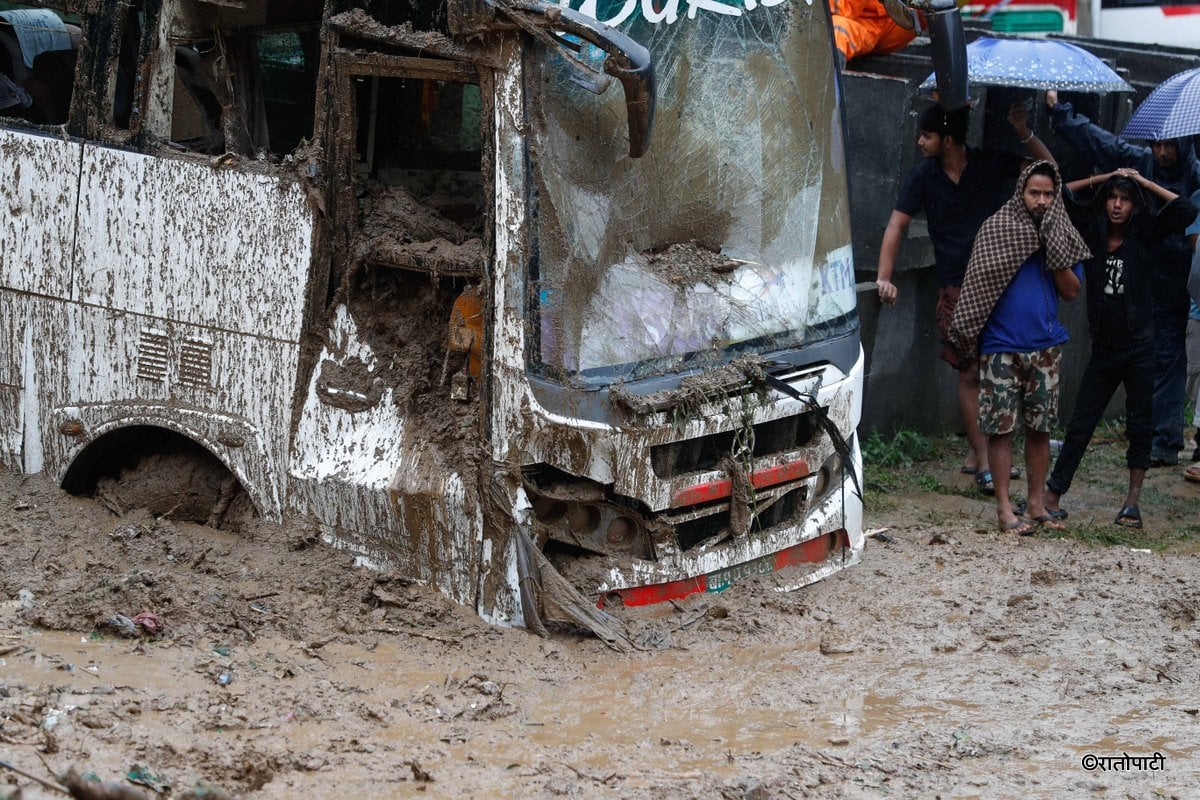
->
xmin=528 ymin=0 xmax=857 ymax=387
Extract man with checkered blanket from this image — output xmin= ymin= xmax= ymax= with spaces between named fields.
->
xmin=949 ymin=161 xmax=1090 ymax=535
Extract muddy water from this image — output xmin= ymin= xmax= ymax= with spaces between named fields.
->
xmin=3 ymin=461 xmax=1200 ymax=798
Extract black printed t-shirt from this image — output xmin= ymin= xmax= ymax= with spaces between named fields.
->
xmin=1096 ymin=243 xmax=1132 ymax=349
xmin=894 ymin=147 xmax=1025 ymax=287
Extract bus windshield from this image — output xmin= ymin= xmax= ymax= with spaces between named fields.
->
xmin=527 ymin=0 xmax=856 ymax=388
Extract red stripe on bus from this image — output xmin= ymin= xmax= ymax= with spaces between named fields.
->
xmin=1161 ymin=5 xmax=1200 ymax=15
xmin=599 ymin=531 xmax=848 ymax=609
xmin=671 ymin=459 xmax=811 ymax=507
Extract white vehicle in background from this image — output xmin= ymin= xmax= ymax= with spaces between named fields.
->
xmin=1079 ymin=0 xmax=1200 ymax=48
xmin=0 ymin=0 xmax=967 ymax=635
xmin=961 ymin=0 xmax=1200 ymax=47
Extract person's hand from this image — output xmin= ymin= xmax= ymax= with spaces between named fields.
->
xmin=877 ymin=279 xmax=898 ymax=305
xmin=1045 ymin=90 xmax=1058 ymax=109
xmin=1007 ymin=101 xmax=1029 ymax=132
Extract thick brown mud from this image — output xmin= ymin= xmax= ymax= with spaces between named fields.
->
xmin=2 ymin=459 xmax=1198 ymax=798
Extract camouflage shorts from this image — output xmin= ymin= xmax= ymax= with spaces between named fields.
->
xmin=979 ymin=347 xmax=1062 ymax=436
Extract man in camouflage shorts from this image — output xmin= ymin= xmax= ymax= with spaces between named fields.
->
xmin=949 ymin=162 xmax=1087 ymax=534
xmin=979 ymin=348 xmax=1062 ymax=438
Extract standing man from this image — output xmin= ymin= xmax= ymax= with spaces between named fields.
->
xmin=1044 ymin=170 xmax=1196 ymax=528
xmin=1046 ymin=90 xmax=1200 ymax=467
xmin=876 ymin=103 xmax=1054 ymax=493
xmin=947 ymin=161 xmax=1090 ymax=534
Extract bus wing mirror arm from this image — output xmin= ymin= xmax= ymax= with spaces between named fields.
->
xmin=917 ymin=0 xmax=969 ymax=111
xmin=490 ymin=0 xmax=656 ymax=158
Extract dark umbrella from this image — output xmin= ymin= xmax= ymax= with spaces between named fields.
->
xmin=1121 ymin=67 xmax=1200 ymax=141
xmin=920 ymin=36 xmax=1132 ymax=93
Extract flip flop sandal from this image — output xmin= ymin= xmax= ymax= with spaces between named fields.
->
xmin=1115 ymin=505 xmax=1142 ymax=529
xmin=1031 ymin=514 xmax=1067 ymax=531
xmin=1184 ymin=464 xmax=1200 ymax=484
xmin=974 ymin=470 xmax=995 ymax=495
xmin=1001 ymin=517 xmax=1036 ymax=535
xmin=1009 ymin=466 xmax=1022 ymax=479
xmin=960 ymin=465 xmax=979 ymax=475
xmin=1014 ymin=503 xmax=1067 ymax=521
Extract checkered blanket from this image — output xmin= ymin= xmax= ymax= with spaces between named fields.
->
xmin=948 ymin=160 xmax=1091 ymax=360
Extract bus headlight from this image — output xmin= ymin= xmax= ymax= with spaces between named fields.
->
xmin=813 ymin=451 xmax=844 ymax=500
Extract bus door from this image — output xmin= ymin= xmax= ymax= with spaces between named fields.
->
xmin=292 ymin=34 xmax=491 ymax=604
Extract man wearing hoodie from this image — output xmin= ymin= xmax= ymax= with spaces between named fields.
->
xmin=1046 ymin=90 xmax=1200 ymax=467
xmin=947 ymin=161 xmax=1089 ymax=535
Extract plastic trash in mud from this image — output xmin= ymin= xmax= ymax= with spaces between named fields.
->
xmin=17 ymin=588 xmax=34 ymax=609
xmin=103 ymin=611 xmax=163 ymax=638
xmin=217 ymin=673 xmax=233 ymax=686
xmin=131 ymin=611 xmax=163 ymax=636
xmin=127 ymin=766 xmax=169 ymax=794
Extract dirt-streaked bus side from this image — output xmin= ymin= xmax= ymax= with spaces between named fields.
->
xmin=0 ymin=0 xmax=964 ymax=635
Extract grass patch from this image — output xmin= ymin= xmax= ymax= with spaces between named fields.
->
xmin=1034 ymin=520 xmax=1194 ymax=552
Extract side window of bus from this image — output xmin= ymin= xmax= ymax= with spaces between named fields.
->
xmin=0 ymin=2 xmax=80 ymax=127
xmin=168 ymin=2 xmax=319 ymax=157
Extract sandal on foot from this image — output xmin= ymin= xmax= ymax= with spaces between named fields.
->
xmin=1009 ymin=466 xmax=1022 ymax=479
xmin=1031 ymin=514 xmax=1067 ymax=531
xmin=960 ymin=465 xmax=979 ymax=475
xmin=1184 ymin=464 xmax=1200 ymax=484
xmin=1014 ymin=503 xmax=1067 ymax=521
xmin=974 ymin=470 xmax=995 ymax=495
xmin=1115 ymin=505 xmax=1142 ymax=529
xmin=1001 ymin=517 xmax=1036 ymax=535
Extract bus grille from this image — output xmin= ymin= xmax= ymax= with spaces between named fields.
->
xmin=674 ymin=486 xmax=807 ymax=552
xmin=650 ymin=411 xmax=821 ymax=479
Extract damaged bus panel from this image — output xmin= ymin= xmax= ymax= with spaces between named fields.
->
xmin=0 ymin=0 xmax=963 ymax=636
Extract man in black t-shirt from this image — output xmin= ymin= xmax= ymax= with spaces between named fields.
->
xmin=1045 ymin=170 xmax=1198 ymax=528
xmin=875 ymin=104 xmax=1053 ymax=492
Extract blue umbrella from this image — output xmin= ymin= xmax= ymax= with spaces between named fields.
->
xmin=1121 ymin=67 xmax=1200 ymax=141
xmin=920 ymin=36 xmax=1132 ymax=93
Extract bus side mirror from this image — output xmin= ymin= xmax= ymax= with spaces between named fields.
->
xmin=491 ymin=0 xmax=656 ymax=158
xmin=921 ymin=0 xmax=969 ymax=111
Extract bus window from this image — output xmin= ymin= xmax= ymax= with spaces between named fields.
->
xmin=170 ymin=39 xmax=224 ymax=153
xmin=254 ymin=28 xmax=318 ymax=155
xmin=167 ymin=1 xmax=321 ymax=156
xmin=112 ymin=0 xmax=142 ymax=129
xmin=0 ymin=3 xmax=79 ymax=126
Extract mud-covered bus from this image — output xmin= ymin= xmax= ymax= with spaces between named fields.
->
xmin=0 ymin=0 xmax=964 ymax=635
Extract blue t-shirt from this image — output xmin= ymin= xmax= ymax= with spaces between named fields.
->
xmin=981 ymin=254 xmax=1083 ymax=355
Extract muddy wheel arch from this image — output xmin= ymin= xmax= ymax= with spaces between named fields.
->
xmin=58 ymin=422 xmax=265 ymax=526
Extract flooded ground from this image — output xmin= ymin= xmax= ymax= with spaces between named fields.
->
xmin=2 ymin=431 xmax=1199 ymax=799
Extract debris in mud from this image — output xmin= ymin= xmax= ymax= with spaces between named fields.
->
xmin=93 ymin=452 xmax=251 ymax=529
xmin=408 ymin=760 xmax=434 ymax=783
xmin=61 ymin=766 xmax=152 ymax=800
xmin=355 ymin=181 xmax=484 ymax=275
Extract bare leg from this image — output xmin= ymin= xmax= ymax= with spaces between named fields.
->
xmin=1124 ymin=468 xmax=1146 ymax=510
xmin=1024 ymin=429 xmax=1051 ymax=519
xmin=1044 ymin=488 xmax=1062 ymax=514
xmin=989 ymin=432 xmax=1015 ymax=525
xmin=960 ymin=367 xmax=989 ymax=473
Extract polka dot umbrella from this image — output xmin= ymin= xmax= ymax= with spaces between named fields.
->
xmin=1121 ymin=67 xmax=1200 ymax=141
xmin=920 ymin=36 xmax=1133 ymax=93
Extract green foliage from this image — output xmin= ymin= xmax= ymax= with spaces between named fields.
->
xmin=862 ymin=428 xmax=936 ymax=467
